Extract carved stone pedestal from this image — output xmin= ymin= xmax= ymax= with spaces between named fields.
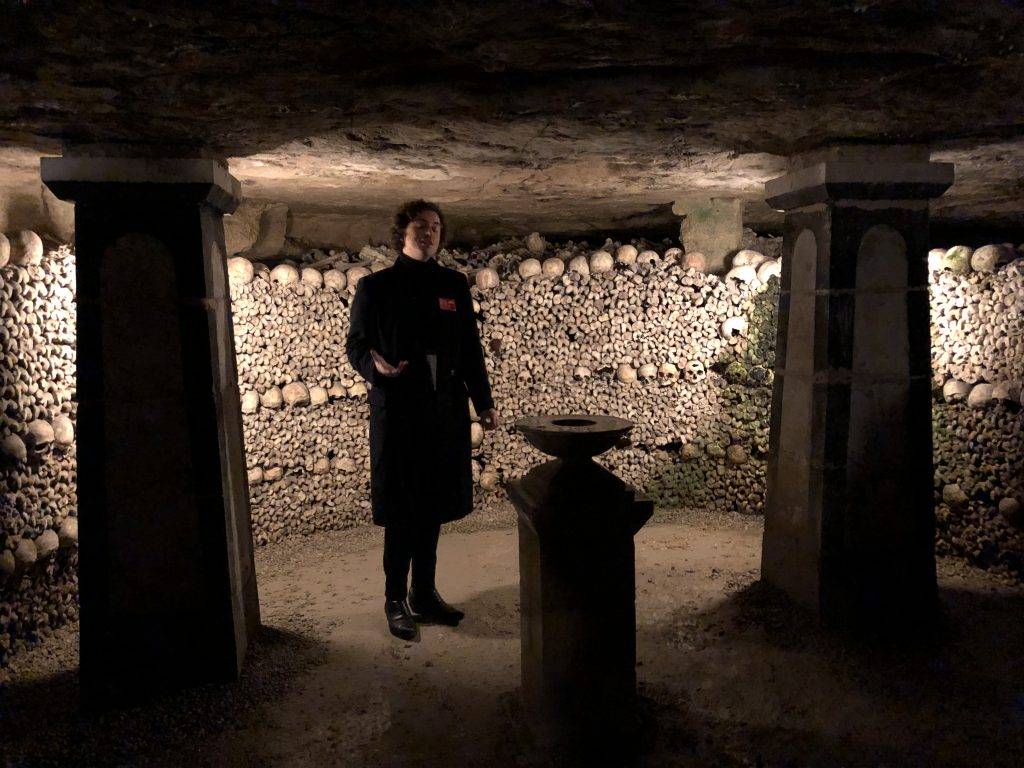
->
xmin=507 ymin=415 xmax=653 ymax=760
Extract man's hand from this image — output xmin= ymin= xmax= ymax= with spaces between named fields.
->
xmin=479 ymin=408 xmax=500 ymax=430
xmin=370 ymin=349 xmax=408 ymax=377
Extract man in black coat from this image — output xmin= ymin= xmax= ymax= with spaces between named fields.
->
xmin=346 ymin=200 xmax=499 ymax=640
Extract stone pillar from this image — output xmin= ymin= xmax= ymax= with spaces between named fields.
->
xmin=761 ymin=146 xmax=953 ymax=627
xmin=41 ymin=147 xmax=260 ymax=704
xmin=673 ymin=197 xmax=743 ymax=273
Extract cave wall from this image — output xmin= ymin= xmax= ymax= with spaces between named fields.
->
xmin=1 ymin=237 xmax=1022 ymax=668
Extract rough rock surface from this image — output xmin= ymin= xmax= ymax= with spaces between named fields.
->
xmin=2 ymin=2 xmax=1024 ymax=240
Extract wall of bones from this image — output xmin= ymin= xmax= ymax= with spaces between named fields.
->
xmin=0 ymin=234 xmax=78 ymax=667
xmin=1 ymin=230 xmax=1022 ymax=666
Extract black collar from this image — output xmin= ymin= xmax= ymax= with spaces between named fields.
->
xmin=396 ymin=251 xmax=439 ymax=270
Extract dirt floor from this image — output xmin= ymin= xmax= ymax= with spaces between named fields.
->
xmin=1 ymin=504 xmax=1023 ymax=767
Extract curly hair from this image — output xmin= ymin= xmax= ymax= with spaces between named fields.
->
xmin=391 ymin=199 xmax=447 ymax=253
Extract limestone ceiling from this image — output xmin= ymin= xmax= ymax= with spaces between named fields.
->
xmin=3 ymin=1 xmax=1024 ymax=236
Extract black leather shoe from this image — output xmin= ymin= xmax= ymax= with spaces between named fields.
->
xmin=409 ymin=587 xmax=465 ymax=626
xmin=385 ymin=599 xmax=418 ymax=640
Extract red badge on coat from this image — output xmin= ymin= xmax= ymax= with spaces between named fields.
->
xmin=439 ymin=297 xmax=457 ymax=311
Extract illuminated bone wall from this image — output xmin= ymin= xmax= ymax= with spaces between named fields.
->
xmin=1 ymin=234 xmax=1022 ymax=666
xmin=0 ymin=239 xmax=77 ymax=667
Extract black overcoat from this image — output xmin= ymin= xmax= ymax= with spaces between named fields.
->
xmin=345 ymin=252 xmax=494 ymax=527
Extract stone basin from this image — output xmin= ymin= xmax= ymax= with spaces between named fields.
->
xmin=515 ymin=414 xmax=633 ymax=460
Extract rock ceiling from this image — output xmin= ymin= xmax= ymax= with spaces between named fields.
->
xmin=2 ymin=1 xmax=1024 ymax=241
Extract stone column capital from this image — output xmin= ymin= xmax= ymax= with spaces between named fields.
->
xmin=765 ymin=158 xmax=954 ymax=212
xmin=41 ymin=153 xmax=240 ymax=214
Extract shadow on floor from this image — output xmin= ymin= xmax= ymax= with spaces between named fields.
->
xmin=636 ymin=579 xmax=1024 ymax=768
xmin=447 ymin=583 xmax=520 ymax=639
xmin=0 ymin=624 xmax=330 ymax=767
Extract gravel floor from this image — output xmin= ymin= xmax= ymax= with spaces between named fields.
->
xmin=1 ymin=504 xmax=1022 ymax=768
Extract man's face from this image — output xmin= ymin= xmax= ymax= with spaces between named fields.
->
xmin=403 ymin=209 xmax=442 ymax=260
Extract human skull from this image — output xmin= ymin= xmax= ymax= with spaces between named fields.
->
xmin=684 ymin=359 xmax=706 ymax=383
xmin=573 ymin=366 xmax=592 ymax=380
xmin=35 ymin=529 xmax=59 ymax=559
xmin=526 ymin=232 xmax=546 ymax=254
xmin=679 ymin=443 xmax=700 ymax=461
xmin=300 ymin=267 xmax=323 ymax=288
xmin=726 ymin=444 xmax=748 ymax=465
xmin=58 ymin=517 xmax=78 ymax=548
xmin=346 ymin=266 xmax=371 ymax=292
xmin=991 ymin=381 xmax=1022 ymax=402
xmin=615 ymin=244 xmax=638 ymax=265
xmin=568 ymin=255 xmax=590 ymax=275
xmin=479 ymin=470 xmax=500 ymax=490
xmin=636 ymin=250 xmax=659 ymax=268
xmin=971 ymin=244 xmax=1015 ymax=273
xmin=756 ymin=259 xmax=781 ymax=284
xmin=241 ymin=391 xmax=260 ymax=413
xmin=682 ymin=252 xmax=707 ymax=272
xmin=282 ymin=382 xmax=310 ymax=407
xmin=260 ymin=386 xmax=284 ymax=409
xmin=942 ymin=379 xmax=971 ymax=403
xmin=927 ymin=248 xmax=946 ymax=273
xmin=51 ymin=415 xmax=73 ymax=449
xmin=590 ymin=251 xmax=614 ymax=273
xmin=966 ymin=383 xmax=994 ymax=408
xmin=542 ymin=257 xmax=564 ymax=278
xmin=476 ymin=267 xmax=500 ymax=289
xmin=9 ymin=230 xmax=43 ymax=266
xmin=270 ymin=263 xmax=299 ymax=285
xmin=664 ymin=247 xmax=683 ymax=261
xmin=14 ymin=538 xmax=37 ymax=570
xmin=732 ymin=249 xmax=765 ymax=268
xmin=2 ymin=433 xmax=26 ymax=462
xmin=24 ymin=419 xmax=54 ymax=455
xmin=725 ymin=265 xmax=757 ymax=284
xmin=227 ymin=257 xmax=255 ymax=286
xmin=637 ymin=363 xmax=658 ymax=380
xmin=518 ymin=258 xmax=542 ymax=279
xmin=721 ymin=316 xmax=749 ymax=341
xmin=615 ymin=363 xmax=637 ymax=383
xmin=941 ymin=245 xmax=973 ymax=274
xmin=323 ymin=269 xmax=347 ymax=291
xmin=470 ymin=422 xmax=484 ymax=447
xmin=657 ymin=362 xmax=679 ymax=385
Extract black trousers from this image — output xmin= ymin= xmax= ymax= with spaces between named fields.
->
xmin=383 ymin=522 xmax=441 ymax=601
